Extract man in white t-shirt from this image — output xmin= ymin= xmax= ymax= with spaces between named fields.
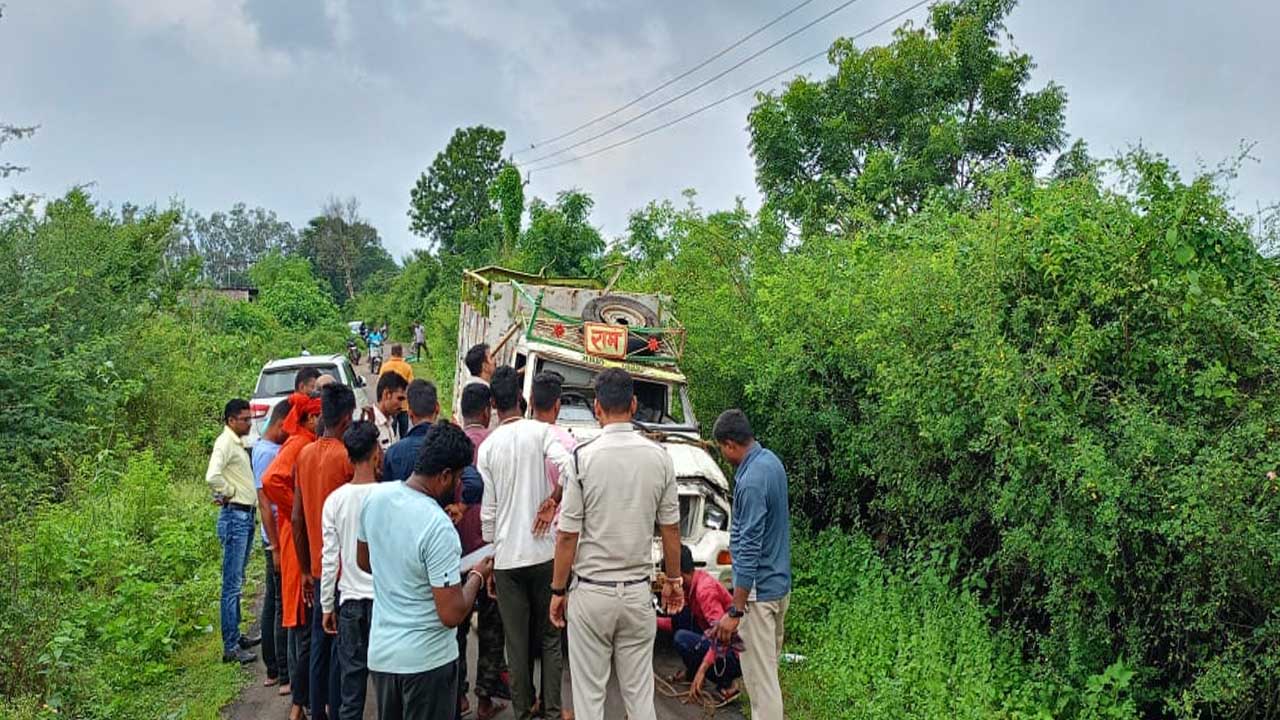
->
xmin=478 ymin=367 xmax=575 ymax=720
xmin=321 ymin=421 xmax=381 ymax=720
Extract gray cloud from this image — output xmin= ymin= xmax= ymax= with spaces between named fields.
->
xmin=2 ymin=0 xmax=1275 ymax=260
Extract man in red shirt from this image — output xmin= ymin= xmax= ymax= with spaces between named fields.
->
xmin=658 ymin=545 xmax=742 ymax=702
xmin=293 ymin=383 xmax=356 ymax=720
xmin=456 ymin=382 xmax=509 ymax=720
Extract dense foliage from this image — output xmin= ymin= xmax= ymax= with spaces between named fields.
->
xmin=749 ymin=0 xmax=1066 ymax=233
xmin=621 ymin=155 xmax=1280 ymax=716
xmin=0 ymin=190 xmax=348 ymax=718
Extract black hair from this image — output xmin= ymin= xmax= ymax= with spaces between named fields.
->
xmin=390 ymin=343 xmax=404 ymax=357
xmin=465 ymin=343 xmax=490 ymax=376
xmin=224 ymin=398 xmax=250 ymax=423
xmin=321 ymin=383 xmax=357 ymax=428
xmin=376 ymin=371 xmax=408 ymax=401
xmin=594 ymin=368 xmax=634 ymax=414
xmin=460 ymin=383 xmax=492 ymax=421
xmin=267 ymin=398 xmax=293 ymax=427
xmin=294 ymin=367 xmax=322 ymax=390
xmin=413 ymin=419 xmax=474 ymax=476
xmin=531 ymin=371 xmax=564 ymax=413
xmin=407 ymin=379 xmax=439 ymax=419
xmin=490 ymin=366 xmax=521 ymax=412
xmin=343 ymin=421 xmax=380 ymax=463
xmin=680 ymin=544 xmax=695 ymax=575
xmin=712 ymin=409 xmax=755 ymax=444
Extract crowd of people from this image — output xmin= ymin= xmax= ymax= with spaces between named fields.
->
xmin=205 ymin=342 xmax=792 ymax=720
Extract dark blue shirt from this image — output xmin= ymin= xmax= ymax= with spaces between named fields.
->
xmin=729 ymin=443 xmax=791 ymax=601
xmin=382 ymin=422 xmax=432 ymax=483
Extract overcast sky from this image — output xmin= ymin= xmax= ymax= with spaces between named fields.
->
xmin=3 ymin=0 xmax=1277 ymax=257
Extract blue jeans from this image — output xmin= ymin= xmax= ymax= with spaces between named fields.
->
xmin=673 ymin=629 xmax=741 ymax=690
xmin=216 ymin=505 xmax=255 ymax=654
xmin=311 ymin=593 xmax=341 ymax=720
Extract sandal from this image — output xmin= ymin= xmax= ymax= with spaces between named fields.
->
xmin=263 ymin=677 xmax=279 ymax=688
xmin=278 ymin=683 xmax=292 ymax=697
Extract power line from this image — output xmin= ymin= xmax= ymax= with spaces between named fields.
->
xmin=524 ymin=0 xmax=931 ymax=175
xmin=517 ymin=0 xmax=867 ymax=168
xmin=515 ymin=0 xmax=819 ymax=157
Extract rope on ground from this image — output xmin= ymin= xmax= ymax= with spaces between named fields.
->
xmin=653 ymin=673 xmax=738 ymax=718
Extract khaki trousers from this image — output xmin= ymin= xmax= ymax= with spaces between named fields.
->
xmin=740 ymin=594 xmax=790 ymax=720
xmin=566 ymin=581 xmax=656 ymax=720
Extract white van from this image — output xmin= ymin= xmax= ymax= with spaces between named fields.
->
xmin=246 ymin=354 xmax=370 ymax=446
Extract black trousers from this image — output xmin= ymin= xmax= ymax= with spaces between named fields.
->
xmin=336 ymin=599 xmax=373 ymax=720
xmin=261 ymin=548 xmax=289 ymax=681
xmin=373 ymin=662 xmax=457 ymax=720
xmin=289 ymin=625 xmax=311 ymax=707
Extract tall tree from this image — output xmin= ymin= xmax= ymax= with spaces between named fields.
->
xmin=408 ymin=126 xmax=507 ymax=254
xmin=518 ymin=190 xmax=605 ymax=276
xmin=749 ymin=0 xmax=1066 ymax=234
xmin=298 ymin=197 xmax=395 ymax=303
xmin=182 ymin=203 xmax=297 ymax=287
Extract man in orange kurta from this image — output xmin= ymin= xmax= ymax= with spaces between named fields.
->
xmin=294 ymin=384 xmax=356 ymax=720
xmin=262 ymin=392 xmax=321 ymax=720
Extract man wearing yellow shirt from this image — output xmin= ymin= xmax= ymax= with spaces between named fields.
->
xmin=206 ymin=398 xmax=261 ymax=664
xmin=380 ymin=344 xmax=414 ymax=383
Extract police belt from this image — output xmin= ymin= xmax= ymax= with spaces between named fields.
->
xmin=576 ymin=576 xmax=649 ymax=588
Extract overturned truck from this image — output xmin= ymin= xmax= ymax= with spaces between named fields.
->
xmin=454 ymin=266 xmax=733 ymax=584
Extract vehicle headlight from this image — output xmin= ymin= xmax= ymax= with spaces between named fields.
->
xmin=704 ymin=505 xmax=727 ymax=531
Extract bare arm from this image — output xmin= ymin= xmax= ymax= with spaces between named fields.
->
xmin=432 ymin=567 xmax=487 ymax=628
xmin=256 ymin=489 xmax=279 ymax=550
xmin=357 ymin=540 xmax=371 ymax=574
xmin=551 ymin=530 xmax=579 ymax=590
xmin=659 ymin=522 xmax=682 ymax=580
xmin=292 ymin=481 xmax=311 ymax=575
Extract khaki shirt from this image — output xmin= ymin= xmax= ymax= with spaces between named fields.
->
xmin=206 ymin=426 xmax=256 ymax=506
xmin=560 ymin=423 xmax=679 ymax=582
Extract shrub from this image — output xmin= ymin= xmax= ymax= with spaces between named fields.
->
xmin=693 ymin=154 xmax=1280 ymax=715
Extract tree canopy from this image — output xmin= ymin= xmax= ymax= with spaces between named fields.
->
xmin=749 ymin=0 xmax=1066 ymax=234
xmin=408 ymin=125 xmax=508 ymax=255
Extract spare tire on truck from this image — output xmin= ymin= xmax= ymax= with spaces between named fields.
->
xmin=581 ymin=295 xmax=660 ymax=356
xmin=581 ymin=295 xmax=658 ymax=327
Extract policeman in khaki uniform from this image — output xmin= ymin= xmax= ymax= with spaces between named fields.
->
xmin=549 ymin=368 xmax=685 ymax=720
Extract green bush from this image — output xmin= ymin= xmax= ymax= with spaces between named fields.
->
xmin=658 ymin=154 xmax=1280 ymax=715
xmin=784 ymin=530 xmax=1138 ymax=719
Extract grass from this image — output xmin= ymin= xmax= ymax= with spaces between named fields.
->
xmin=0 ymin=452 xmax=263 ymax=720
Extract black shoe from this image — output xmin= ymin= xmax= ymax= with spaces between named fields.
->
xmin=223 ymin=647 xmax=258 ymax=664
xmin=238 ymin=634 xmax=262 ymax=649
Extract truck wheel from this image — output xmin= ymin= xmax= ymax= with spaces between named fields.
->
xmin=581 ymin=295 xmax=658 ymax=328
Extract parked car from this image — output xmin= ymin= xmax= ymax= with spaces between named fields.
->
xmin=246 ymin=354 xmax=370 ymax=446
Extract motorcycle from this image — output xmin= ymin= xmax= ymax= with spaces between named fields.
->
xmin=368 ymin=338 xmax=383 ymax=375
xmin=346 ymin=338 xmax=362 ymax=366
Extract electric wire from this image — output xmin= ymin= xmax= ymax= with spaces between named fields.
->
xmin=523 ymin=0 xmax=931 ymax=174
xmin=514 ymin=0 xmax=819 ymax=156
xmin=518 ymin=0 xmax=868 ymax=167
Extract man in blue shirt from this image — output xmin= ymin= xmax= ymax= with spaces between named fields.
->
xmin=253 ymin=400 xmax=293 ymax=691
xmin=712 ymin=409 xmax=791 ymax=720
xmin=382 ymin=380 xmax=440 ymax=483
xmin=358 ymin=421 xmax=495 ymax=720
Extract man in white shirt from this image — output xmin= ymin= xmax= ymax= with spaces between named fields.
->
xmin=321 ymin=421 xmax=381 ymax=720
xmin=478 ymin=367 xmax=575 ymax=720
xmin=370 ymin=372 xmax=408 ymax=451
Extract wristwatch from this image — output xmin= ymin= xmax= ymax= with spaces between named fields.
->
xmin=727 ymin=606 xmax=745 ymax=619
xmin=550 ymin=586 xmax=567 ymax=597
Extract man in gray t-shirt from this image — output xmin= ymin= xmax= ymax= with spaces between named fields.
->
xmin=549 ymin=369 xmax=684 ymax=720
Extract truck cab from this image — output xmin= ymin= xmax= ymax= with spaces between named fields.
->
xmin=454 ymin=267 xmax=734 ymax=585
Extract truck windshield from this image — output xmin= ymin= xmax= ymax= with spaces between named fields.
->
xmin=536 ymin=357 xmax=687 ymax=426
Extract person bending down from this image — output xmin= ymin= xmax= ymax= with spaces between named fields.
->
xmin=657 ymin=545 xmax=742 ymax=702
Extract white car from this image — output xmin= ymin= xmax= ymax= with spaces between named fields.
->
xmin=247 ymin=354 xmax=370 ymax=446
